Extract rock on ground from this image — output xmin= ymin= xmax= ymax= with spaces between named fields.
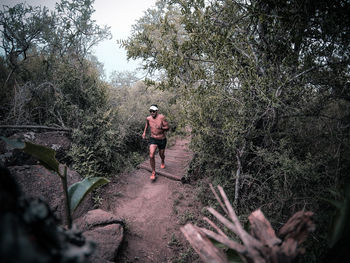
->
xmin=75 ymin=209 xmax=124 ymax=263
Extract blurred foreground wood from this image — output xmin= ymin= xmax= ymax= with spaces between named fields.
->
xmin=181 ymin=184 xmax=315 ymax=263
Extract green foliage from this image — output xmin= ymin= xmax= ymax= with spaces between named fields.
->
xmin=68 ymin=106 xmax=145 ymax=178
xmin=69 ymin=144 xmax=102 ymax=178
xmin=0 ymin=0 xmax=121 ymax=181
xmin=53 ymin=0 xmax=111 ymax=57
xmin=0 ymin=136 xmax=26 ymax=150
xmin=68 ymin=177 xmax=110 ymax=213
xmin=171 ymin=248 xmax=195 ymax=263
xmin=23 ymin=141 xmax=60 ymax=173
xmin=0 ymin=0 xmax=183 ymax=182
xmin=67 ymin=76 xmax=182 ymax=179
xmin=0 ymin=3 xmax=53 ymax=69
xmin=109 ymin=80 xmax=182 ymax=133
xmin=178 ymin=210 xmax=196 ymax=225
xmin=0 ymin=136 xmax=59 ymax=173
xmin=168 ymin=233 xmax=181 ymax=247
xmin=124 ymin=0 xmax=350 ymax=261
xmin=0 ymin=0 xmax=110 ymax=126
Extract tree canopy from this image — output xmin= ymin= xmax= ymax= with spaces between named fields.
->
xmin=123 ymin=0 xmax=350 ymax=261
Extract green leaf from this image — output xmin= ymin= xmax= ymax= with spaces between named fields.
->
xmin=0 ymin=136 xmax=25 ymax=149
xmin=329 ymin=197 xmax=350 ymax=247
xmin=22 ymin=141 xmax=60 ymax=173
xmin=68 ymin=177 xmax=110 ymax=213
xmin=0 ymin=137 xmax=59 ymax=173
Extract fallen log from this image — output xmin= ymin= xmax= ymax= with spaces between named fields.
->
xmin=138 ymin=163 xmax=184 ymax=182
xmin=0 ymin=125 xmax=71 ymax=132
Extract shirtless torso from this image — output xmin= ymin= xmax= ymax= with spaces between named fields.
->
xmin=143 ymin=113 xmax=169 ymax=140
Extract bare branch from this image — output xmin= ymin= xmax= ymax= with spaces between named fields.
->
xmin=182 ymin=185 xmax=315 ymax=263
xmin=209 ymin=183 xmax=228 ymax=215
xmin=180 ymin=224 xmax=229 ymax=263
xmin=198 ymin=226 xmax=246 ymax=254
xmin=218 ymin=186 xmax=261 ymax=249
xmin=203 ymin=217 xmax=229 ymax=238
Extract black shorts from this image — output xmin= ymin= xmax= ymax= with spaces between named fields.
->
xmin=149 ymin=137 xmax=167 ymax=150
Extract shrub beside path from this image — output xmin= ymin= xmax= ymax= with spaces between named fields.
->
xmin=99 ymin=137 xmax=203 ymax=263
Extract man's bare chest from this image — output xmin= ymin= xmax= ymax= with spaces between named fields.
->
xmin=148 ymin=117 xmax=162 ymax=127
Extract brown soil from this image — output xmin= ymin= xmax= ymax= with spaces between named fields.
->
xmin=99 ymin=137 xmax=204 ymax=263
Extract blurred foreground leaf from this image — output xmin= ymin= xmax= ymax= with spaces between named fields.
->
xmin=68 ymin=177 xmax=110 ymax=213
xmin=328 ymin=182 xmax=350 ymax=248
xmin=0 ymin=136 xmax=25 ymax=149
xmin=0 ymin=136 xmax=59 ymax=173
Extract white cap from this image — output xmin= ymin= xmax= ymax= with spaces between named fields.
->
xmin=150 ymin=105 xmax=158 ymax=111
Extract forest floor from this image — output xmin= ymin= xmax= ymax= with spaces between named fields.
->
xmin=99 ymin=137 xmax=204 ymax=263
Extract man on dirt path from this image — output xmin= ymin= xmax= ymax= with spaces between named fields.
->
xmin=142 ymin=104 xmax=169 ymax=181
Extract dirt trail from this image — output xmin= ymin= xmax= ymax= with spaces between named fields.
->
xmin=100 ymin=137 xmax=203 ymax=263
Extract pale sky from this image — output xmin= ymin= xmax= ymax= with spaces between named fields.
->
xmin=0 ymin=0 xmax=157 ymax=79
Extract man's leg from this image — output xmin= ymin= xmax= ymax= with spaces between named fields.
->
xmin=149 ymin=144 xmax=158 ymax=179
xmin=159 ymin=149 xmax=165 ymax=168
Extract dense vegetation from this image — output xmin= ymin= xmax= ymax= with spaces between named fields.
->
xmin=0 ymin=0 xmax=178 ymax=178
xmin=1 ymin=0 xmax=349 ymax=261
xmin=122 ymin=0 xmax=350 ymax=261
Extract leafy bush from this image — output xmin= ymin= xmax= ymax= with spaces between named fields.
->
xmin=123 ymin=0 xmax=350 ymax=261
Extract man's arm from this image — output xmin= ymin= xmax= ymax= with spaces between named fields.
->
xmin=161 ymin=117 xmax=169 ymax=131
xmin=142 ymin=119 xmax=149 ymax=139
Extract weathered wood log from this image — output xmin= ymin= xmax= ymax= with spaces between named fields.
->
xmin=0 ymin=125 xmax=71 ymax=132
xmin=181 ymin=224 xmax=229 ymax=263
xmin=248 ymin=209 xmax=281 ymax=248
xmin=181 ymin=184 xmax=315 ymax=263
xmin=278 ymin=210 xmax=315 ymax=259
xmin=137 ymin=163 xmax=184 ymax=182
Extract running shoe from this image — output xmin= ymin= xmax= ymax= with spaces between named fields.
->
xmin=150 ymin=171 xmax=156 ymax=180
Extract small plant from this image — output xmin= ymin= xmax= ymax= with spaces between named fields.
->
xmin=168 ymin=233 xmax=181 ymax=247
xmin=177 ymin=192 xmax=184 ymax=200
xmin=1 ymin=136 xmax=110 ymax=229
xmin=173 ymin=198 xmax=181 ymax=206
xmin=178 ymin=210 xmax=196 ymax=225
xmin=171 ymin=248 xmax=195 ymax=263
xmin=92 ymin=195 xmax=104 ymax=208
xmin=173 ymin=205 xmax=179 ymax=215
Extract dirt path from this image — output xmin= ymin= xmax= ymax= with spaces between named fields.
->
xmin=100 ymin=137 xmax=203 ymax=263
